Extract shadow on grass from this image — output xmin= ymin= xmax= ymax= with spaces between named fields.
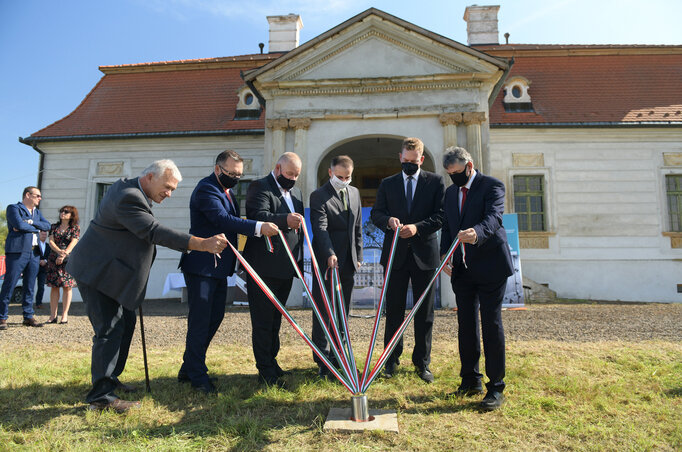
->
xmin=0 ymin=365 xmax=487 ymax=449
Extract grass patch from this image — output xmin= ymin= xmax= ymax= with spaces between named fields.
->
xmin=1 ymin=341 xmax=680 ymax=451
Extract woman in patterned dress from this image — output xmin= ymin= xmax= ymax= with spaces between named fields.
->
xmin=46 ymin=206 xmax=80 ymax=324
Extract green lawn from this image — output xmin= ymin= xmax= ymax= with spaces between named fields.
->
xmin=1 ymin=341 xmax=680 ymax=451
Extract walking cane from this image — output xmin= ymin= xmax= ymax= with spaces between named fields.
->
xmin=138 ymin=306 xmax=151 ymax=393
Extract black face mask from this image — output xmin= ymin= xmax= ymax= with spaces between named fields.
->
xmin=218 ymin=172 xmax=239 ymax=189
xmin=277 ymin=173 xmax=296 ymax=190
xmin=401 ymin=162 xmax=419 ymax=176
xmin=449 ymin=166 xmax=470 ymax=187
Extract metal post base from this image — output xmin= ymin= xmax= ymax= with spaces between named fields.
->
xmin=351 ymin=395 xmax=373 ymax=422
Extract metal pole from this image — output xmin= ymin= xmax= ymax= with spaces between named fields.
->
xmin=351 ymin=394 xmax=370 ymax=422
xmin=138 ymin=306 xmax=151 ymax=393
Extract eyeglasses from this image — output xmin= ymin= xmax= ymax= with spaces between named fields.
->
xmin=219 ymin=166 xmax=242 ymax=179
xmin=31 ymin=193 xmax=42 ymax=198
xmin=60 ymin=209 xmax=71 ymax=214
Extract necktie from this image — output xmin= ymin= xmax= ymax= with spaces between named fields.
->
xmin=406 ymin=176 xmax=413 ymax=213
xmin=461 ymin=187 xmax=468 ymax=211
xmin=225 ymin=189 xmax=235 ymax=213
xmin=340 ymin=188 xmax=348 ymax=211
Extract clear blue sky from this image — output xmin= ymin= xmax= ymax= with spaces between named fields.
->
xmin=1 ymin=0 xmax=680 ymax=210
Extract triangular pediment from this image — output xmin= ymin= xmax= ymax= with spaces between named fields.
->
xmin=246 ymin=9 xmax=507 ymax=87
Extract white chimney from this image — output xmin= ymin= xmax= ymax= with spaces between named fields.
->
xmin=267 ymin=14 xmax=303 ymax=52
xmin=463 ymin=5 xmax=500 ymax=45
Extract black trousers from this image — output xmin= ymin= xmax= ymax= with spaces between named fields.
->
xmin=247 ymin=274 xmax=292 ymax=379
xmin=452 ymin=271 xmax=507 ymax=392
xmin=180 ymin=273 xmax=227 ymax=385
xmin=311 ymin=258 xmax=355 ymax=368
xmin=78 ymin=282 xmax=136 ymax=403
xmin=35 ymin=266 xmax=47 ymax=305
xmin=383 ymin=252 xmax=436 ymax=370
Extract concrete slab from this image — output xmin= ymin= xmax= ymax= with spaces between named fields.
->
xmin=323 ymin=407 xmax=399 ymax=433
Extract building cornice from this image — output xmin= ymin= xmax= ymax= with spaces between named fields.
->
xmin=99 ymin=55 xmax=282 ymax=74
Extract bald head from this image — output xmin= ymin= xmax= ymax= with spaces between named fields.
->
xmin=274 ymin=152 xmax=302 ymax=188
xmin=277 ymin=152 xmax=302 ymax=168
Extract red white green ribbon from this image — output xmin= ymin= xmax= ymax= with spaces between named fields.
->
xmin=224 ymin=237 xmax=357 ymax=393
xmin=358 ymin=225 xmax=401 ymax=388
xmin=360 ymin=236 xmax=464 ymax=392
xmin=275 ymin=227 xmax=357 ymax=391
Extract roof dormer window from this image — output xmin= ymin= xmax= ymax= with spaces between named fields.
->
xmin=235 ymin=86 xmax=261 ymax=120
xmin=503 ymin=76 xmax=533 ymax=112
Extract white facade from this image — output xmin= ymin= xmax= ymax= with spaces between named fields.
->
xmin=491 ymin=127 xmax=682 ymax=302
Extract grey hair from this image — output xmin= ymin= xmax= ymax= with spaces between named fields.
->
xmin=277 ymin=152 xmax=302 ymax=167
xmin=442 ymin=146 xmax=473 ymax=169
xmin=140 ymin=159 xmax=183 ymax=182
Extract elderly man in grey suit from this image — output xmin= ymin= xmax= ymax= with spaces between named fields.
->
xmin=309 ymin=155 xmax=363 ymax=379
xmin=67 ymin=160 xmax=228 ymax=413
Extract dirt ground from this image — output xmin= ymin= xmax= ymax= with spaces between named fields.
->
xmin=3 ymin=300 xmax=681 ymax=347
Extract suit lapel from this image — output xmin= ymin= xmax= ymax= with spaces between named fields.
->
xmin=267 ymin=174 xmax=287 ymax=213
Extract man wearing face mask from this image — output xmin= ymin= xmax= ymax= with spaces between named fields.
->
xmin=179 ymin=150 xmax=279 ymax=393
xmin=440 ymin=146 xmax=513 ymax=411
xmin=309 ymin=155 xmax=363 ymax=379
xmin=371 ymin=137 xmax=445 ymax=383
xmin=243 ymin=152 xmax=305 ymax=387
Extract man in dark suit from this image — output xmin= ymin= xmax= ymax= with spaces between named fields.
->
xmin=309 ymin=155 xmax=363 ymax=379
xmin=370 ymin=137 xmax=445 ymax=383
xmin=243 ymin=152 xmax=304 ymax=386
xmin=35 ymin=230 xmax=50 ymax=309
xmin=67 ymin=160 xmax=228 ymax=412
xmin=0 ymin=186 xmax=50 ymax=330
xmin=178 ymin=150 xmax=279 ymax=393
xmin=440 ymin=146 xmax=513 ymax=411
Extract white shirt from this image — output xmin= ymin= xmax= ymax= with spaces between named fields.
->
xmin=458 ymin=169 xmax=477 ymax=209
xmin=271 ymin=171 xmax=295 ymax=213
xmin=402 ymin=168 xmax=421 ymax=201
xmin=38 ymin=239 xmax=47 ymax=256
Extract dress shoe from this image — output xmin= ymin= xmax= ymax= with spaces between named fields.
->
xmin=88 ymin=398 xmax=141 ymax=413
xmin=22 ymin=318 xmax=43 ymax=327
xmin=115 ymin=382 xmax=138 ymax=393
xmin=258 ymin=374 xmax=285 ymax=388
xmin=177 ymin=370 xmax=218 ymax=384
xmin=479 ymin=391 xmax=505 ymax=411
xmin=191 ymin=380 xmax=217 ymax=394
xmin=318 ymin=366 xmax=334 ymax=380
xmin=0 ymin=319 xmax=7 ymax=331
xmin=382 ymin=363 xmax=397 ymax=379
xmin=454 ymin=382 xmax=484 ymax=397
xmin=416 ymin=366 xmax=435 ymax=384
xmin=275 ymin=365 xmax=292 ymax=377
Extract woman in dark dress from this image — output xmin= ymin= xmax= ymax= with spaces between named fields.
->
xmin=46 ymin=206 xmax=80 ymax=324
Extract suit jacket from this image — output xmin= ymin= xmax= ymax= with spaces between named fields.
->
xmin=371 ymin=170 xmax=445 ymax=270
xmin=243 ymin=173 xmax=304 ymax=280
xmin=67 ymin=177 xmax=191 ymax=311
xmin=440 ymin=171 xmax=514 ymax=284
xmin=309 ymin=181 xmax=363 ymax=273
xmin=180 ymin=173 xmax=258 ymax=279
xmin=4 ymin=202 xmax=50 ymax=253
xmin=37 ymin=240 xmax=50 ymax=260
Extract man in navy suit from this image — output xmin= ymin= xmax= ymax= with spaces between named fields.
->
xmin=0 ymin=186 xmax=51 ymax=330
xmin=178 ymin=150 xmax=279 ymax=393
xmin=440 ymin=146 xmax=513 ymax=411
xmin=371 ymin=137 xmax=445 ymax=383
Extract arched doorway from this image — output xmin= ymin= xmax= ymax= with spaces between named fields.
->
xmin=316 ymin=136 xmax=435 ymax=207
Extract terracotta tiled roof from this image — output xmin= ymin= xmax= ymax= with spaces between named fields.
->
xmin=30 ymin=55 xmax=282 ymax=139
xmin=484 ymin=48 xmax=682 ymax=125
